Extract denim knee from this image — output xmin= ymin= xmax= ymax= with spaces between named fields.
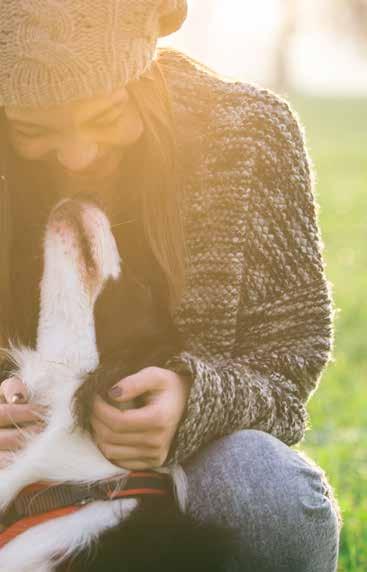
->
xmin=182 ymin=430 xmax=341 ymax=572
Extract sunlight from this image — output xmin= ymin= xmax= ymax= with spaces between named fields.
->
xmin=214 ymin=0 xmax=281 ymax=34
xmin=161 ymin=0 xmax=367 ymax=95
xmin=161 ymin=0 xmax=284 ymax=84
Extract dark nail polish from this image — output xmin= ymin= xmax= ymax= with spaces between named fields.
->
xmin=12 ymin=393 xmax=25 ymax=404
xmin=109 ymin=386 xmax=122 ymax=398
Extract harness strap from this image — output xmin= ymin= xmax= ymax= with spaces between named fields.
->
xmin=0 ymin=471 xmax=172 ymax=548
xmin=0 ymin=506 xmax=81 ymax=549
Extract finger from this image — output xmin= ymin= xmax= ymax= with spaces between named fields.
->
xmin=0 ymin=403 xmax=47 ymax=428
xmin=92 ymin=395 xmax=160 ymax=434
xmin=0 ymin=427 xmax=26 ymax=451
xmin=90 ymin=416 xmax=160 ymax=448
xmin=0 ymin=377 xmax=28 ymax=404
xmin=96 ymin=442 xmax=157 ymax=464
xmin=0 ymin=424 xmax=44 ymax=451
xmin=107 ymin=368 xmax=163 ymax=404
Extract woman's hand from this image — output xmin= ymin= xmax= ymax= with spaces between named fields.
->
xmin=0 ymin=377 xmax=45 ymax=468
xmin=90 ymin=367 xmax=192 ymax=470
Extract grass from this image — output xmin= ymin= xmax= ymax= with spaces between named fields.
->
xmin=288 ymin=95 xmax=367 ymax=571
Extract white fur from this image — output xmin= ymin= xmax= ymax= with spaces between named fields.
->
xmin=0 ymin=498 xmax=138 ymax=572
xmin=37 ymin=200 xmax=121 ymax=373
xmin=0 ymin=199 xmax=188 ymax=571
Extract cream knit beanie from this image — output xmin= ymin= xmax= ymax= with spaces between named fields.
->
xmin=0 ymin=0 xmax=187 ymax=108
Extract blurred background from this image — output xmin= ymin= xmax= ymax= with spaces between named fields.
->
xmin=160 ymin=1 xmax=367 ymax=570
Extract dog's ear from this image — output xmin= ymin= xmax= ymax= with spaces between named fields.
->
xmin=73 ymin=323 xmax=183 ymax=433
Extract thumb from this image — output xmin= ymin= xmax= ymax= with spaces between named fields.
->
xmin=0 ymin=377 xmax=28 ymax=404
xmin=108 ymin=370 xmax=158 ymax=403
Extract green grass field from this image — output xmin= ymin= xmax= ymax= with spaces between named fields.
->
xmin=289 ymin=95 xmax=367 ymax=571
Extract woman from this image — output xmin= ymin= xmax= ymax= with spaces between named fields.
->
xmin=0 ymin=1 xmax=342 ymax=570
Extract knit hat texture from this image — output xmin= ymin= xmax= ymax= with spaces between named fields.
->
xmin=0 ymin=0 xmax=187 ymax=108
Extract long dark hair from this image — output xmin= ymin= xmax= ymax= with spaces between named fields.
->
xmin=127 ymin=50 xmax=187 ymax=314
xmin=0 ymin=47 xmax=187 ymax=346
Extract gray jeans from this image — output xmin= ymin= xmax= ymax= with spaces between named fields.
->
xmin=182 ymin=430 xmax=342 ymax=572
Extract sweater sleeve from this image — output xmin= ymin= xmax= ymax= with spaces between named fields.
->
xmin=163 ymin=92 xmax=335 ymax=467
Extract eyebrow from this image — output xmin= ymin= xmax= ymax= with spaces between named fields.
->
xmin=9 ymin=100 xmax=124 ymax=130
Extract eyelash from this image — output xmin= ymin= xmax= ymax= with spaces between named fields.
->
xmin=14 ymin=113 xmax=124 ymax=139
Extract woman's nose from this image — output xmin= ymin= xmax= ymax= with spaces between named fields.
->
xmin=56 ymin=139 xmax=99 ymax=172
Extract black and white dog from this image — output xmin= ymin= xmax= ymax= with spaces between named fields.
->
xmin=0 ymin=198 xmax=235 ymax=572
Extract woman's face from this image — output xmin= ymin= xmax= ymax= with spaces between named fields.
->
xmin=3 ymin=86 xmax=144 ymax=193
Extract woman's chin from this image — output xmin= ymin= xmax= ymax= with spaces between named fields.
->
xmin=56 ymin=154 xmax=125 ymax=196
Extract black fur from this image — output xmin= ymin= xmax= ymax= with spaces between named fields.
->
xmin=57 ymin=496 xmax=239 ymax=572
xmin=74 ymin=265 xmax=182 ymax=429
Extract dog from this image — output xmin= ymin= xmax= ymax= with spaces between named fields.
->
xmin=0 ymin=197 xmax=235 ymax=572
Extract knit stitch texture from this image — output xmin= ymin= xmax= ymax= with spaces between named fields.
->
xmin=155 ymin=49 xmax=334 ymax=467
xmin=0 ymin=0 xmax=187 ymax=108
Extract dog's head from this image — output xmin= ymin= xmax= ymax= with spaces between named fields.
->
xmin=35 ymin=195 xmax=182 ymax=430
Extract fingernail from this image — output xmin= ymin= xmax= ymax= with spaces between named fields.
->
xmin=11 ymin=393 xmax=26 ymax=404
xmin=108 ymin=385 xmax=122 ymax=398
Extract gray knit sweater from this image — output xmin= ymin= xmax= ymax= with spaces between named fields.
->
xmin=157 ymin=49 xmax=334 ymax=466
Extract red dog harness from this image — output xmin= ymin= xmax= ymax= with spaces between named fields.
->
xmin=0 ymin=471 xmax=173 ymax=548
